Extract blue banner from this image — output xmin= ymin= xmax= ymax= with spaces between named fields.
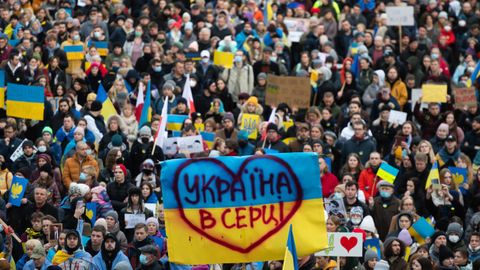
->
xmin=86 ymin=202 xmax=97 ymax=225
xmin=9 ymin=176 xmax=28 ymax=206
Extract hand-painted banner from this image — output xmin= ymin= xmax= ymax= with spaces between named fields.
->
xmin=240 ymin=113 xmax=260 ymax=140
xmin=160 ymin=153 xmax=327 ymax=264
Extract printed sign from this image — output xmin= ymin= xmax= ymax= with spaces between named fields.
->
xmin=240 ymin=114 xmax=260 ymax=140
xmin=284 ymin=18 xmax=310 ymax=42
xmin=324 ymin=198 xmax=347 ymax=222
xmin=125 ymin=214 xmax=146 ymax=229
xmin=315 ymin=232 xmax=363 ymax=257
xmin=386 ymin=6 xmax=414 ymax=26
xmin=449 ymin=167 xmax=468 ymax=185
xmin=160 ymin=153 xmax=327 ymax=264
xmin=454 ymin=87 xmax=477 ymax=108
xmin=266 ymin=75 xmax=310 ymax=109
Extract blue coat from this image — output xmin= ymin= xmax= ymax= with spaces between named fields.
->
xmin=93 ymin=250 xmax=132 ymax=270
xmin=22 ymin=258 xmax=52 ymax=270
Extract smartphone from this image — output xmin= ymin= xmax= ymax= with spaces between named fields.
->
xmin=395 ymin=136 xmax=406 ymax=145
xmin=76 ymin=200 xmax=84 ymax=210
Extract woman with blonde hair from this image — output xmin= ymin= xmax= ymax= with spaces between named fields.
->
xmin=417 ymin=140 xmax=436 ymax=164
xmin=108 ymin=78 xmax=129 ymax=103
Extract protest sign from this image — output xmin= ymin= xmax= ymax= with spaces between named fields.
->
xmin=145 ymin=203 xmax=157 ymax=217
xmin=125 ymin=214 xmax=146 ymax=229
xmin=422 ymin=84 xmax=447 ymax=103
xmin=9 ymin=139 xmax=28 ymax=162
xmin=324 ymin=198 xmax=347 ymax=222
xmin=214 ymin=51 xmax=234 ymax=69
xmin=266 ymin=75 xmax=310 ymax=108
xmin=386 ymin=6 xmax=414 ymax=26
xmin=160 ymin=153 xmax=327 ymax=264
xmin=164 ymin=137 xmax=179 ymax=155
xmin=411 ymin=88 xmax=428 ymax=111
xmin=9 ymin=176 xmax=28 ymax=206
xmin=240 ymin=113 xmax=260 ymax=140
xmin=364 ymin=238 xmax=382 ymax=258
xmin=449 ymin=167 xmax=468 ymax=185
xmin=454 ymin=87 xmax=477 ymax=108
xmin=388 ymin=110 xmax=407 ymax=125
xmin=177 ymin=135 xmax=204 ymax=154
xmin=284 ymin=18 xmax=310 ymax=42
xmin=315 ymin=232 xmax=363 ymax=257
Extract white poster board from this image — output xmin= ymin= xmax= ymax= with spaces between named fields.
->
xmin=177 ymin=135 xmax=204 ymax=154
xmin=10 ymin=139 xmax=28 ymax=162
xmin=124 ymin=214 xmax=146 ymax=229
xmin=284 ymin=18 xmax=310 ymax=42
xmin=388 ymin=110 xmax=408 ymax=125
xmin=145 ymin=203 xmax=157 ymax=217
xmin=386 ymin=6 xmax=414 ymax=26
xmin=411 ymin=88 xmax=428 ymax=112
xmin=315 ymin=232 xmax=363 ymax=257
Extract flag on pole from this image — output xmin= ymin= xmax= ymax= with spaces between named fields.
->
xmin=135 ymin=82 xmax=146 ymax=122
xmin=96 ymin=84 xmax=117 ymax=120
xmin=139 ymin=81 xmax=152 ymax=127
xmin=154 ymin=96 xmax=169 ymax=149
xmin=282 ymin=225 xmax=298 ymax=270
xmin=425 ymin=161 xmax=440 ymax=190
xmin=182 ymin=74 xmax=196 ymax=113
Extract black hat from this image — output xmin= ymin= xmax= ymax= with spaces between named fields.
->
xmin=431 ymin=231 xmax=447 ymax=243
xmin=445 ymin=134 xmax=456 ymax=142
xmin=473 ymin=115 xmax=480 ymax=123
xmin=22 ymin=140 xmax=34 ymax=149
xmin=439 ymin=245 xmax=454 ymax=265
xmin=39 ymin=163 xmax=53 ymax=175
xmin=104 ymin=232 xmax=118 ymax=242
xmin=90 ymin=100 xmax=103 ymax=112
xmin=139 ymin=244 xmax=157 ymax=255
xmin=128 ymin=187 xmax=142 ymax=197
xmin=384 ymin=50 xmax=395 ymax=57
xmin=267 ymin=123 xmax=278 ymax=132
xmin=177 ymin=97 xmax=188 ymax=106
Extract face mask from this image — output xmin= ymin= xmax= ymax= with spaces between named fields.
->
xmin=444 ymin=25 xmax=451 ymax=31
xmin=73 ymin=34 xmax=80 ymax=41
xmin=79 ymin=172 xmax=88 ymax=181
xmin=86 ymin=149 xmax=93 ymax=155
xmin=326 ymin=63 xmax=333 ymax=69
xmin=112 ymin=66 xmax=119 ymax=73
xmin=351 ymin=218 xmax=362 ymax=225
xmin=270 ymin=56 xmax=277 ymax=62
xmin=139 ymin=254 xmax=149 ymax=265
xmin=142 ymin=169 xmax=153 ymax=175
xmin=158 ymin=38 xmax=165 ymax=43
xmin=141 ymin=137 xmax=150 ymax=143
xmin=94 ymin=31 xmax=101 ymax=38
xmin=37 ymin=146 xmax=47 ymax=153
xmin=380 ymin=191 xmax=391 ymax=198
xmin=153 ymin=66 xmax=162 ymax=72
xmin=431 ymin=53 xmax=439 ymax=60
xmin=459 ymin=20 xmax=466 ymax=27
xmin=202 ymin=58 xmax=209 ymax=63
xmin=190 ymin=80 xmax=197 ymax=87
xmin=135 ymin=31 xmax=142 ymax=37
xmin=334 ymin=192 xmax=344 ymax=199
xmin=448 ymin=235 xmax=460 ymax=243
xmin=234 ymin=55 xmax=243 ymax=63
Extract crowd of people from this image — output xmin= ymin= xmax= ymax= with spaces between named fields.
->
xmin=0 ymin=0 xmax=479 ymax=269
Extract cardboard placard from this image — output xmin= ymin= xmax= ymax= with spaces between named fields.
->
xmin=386 ymin=6 xmax=414 ymax=26
xmin=266 ymin=75 xmax=310 ymax=108
xmin=48 ymin=223 xmax=63 ymax=245
xmin=213 ymin=51 xmax=234 ymax=69
xmin=315 ymin=233 xmax=363 ymax=257
xmin=454 ymin=87 xmax=477 ymax=108
xmin=421 ymin=84 xmax=448 ymax=103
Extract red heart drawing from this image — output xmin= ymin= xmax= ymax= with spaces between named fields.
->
xmin=172 ymin=155 xmax=303 ymax=253
xmin=340 ymin=236 xmax=358 ymax=253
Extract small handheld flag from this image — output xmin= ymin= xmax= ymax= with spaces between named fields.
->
xmin=282 ymin=225 xmax=298 ymax=270
xmin=376 ymin=162 xmax=399 ymax=184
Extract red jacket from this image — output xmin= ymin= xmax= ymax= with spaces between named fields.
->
xmin=358 ymin=167 xmax=382 ymax=201
xmin=321 ymin=172 xmax=339 ymax=198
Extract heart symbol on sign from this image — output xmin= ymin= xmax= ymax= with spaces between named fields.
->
xmin=173 ymin=155 xmax=303 ymax=253
xmin=85 ymin=209 xmax=94 ymax=220
xmin=340 ymin=236 xmax=358 ymax=253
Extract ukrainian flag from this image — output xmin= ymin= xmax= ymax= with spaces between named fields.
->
xmin=139 ymin=81 xmax=152 ymax=128
xmin=6 ymin=83 xmax=44 ymax=120
xmin=166 ymin=114 xmax=188 ymax=131
xmin=282 ymin=225 xmax=299 ymax=270
xmin=88 ymin=41 xmax=109 ymax=56
xmin=0 ymin=70 xmax=4 ymax=108
xmin=468 ymin=61 xmax=480 ymax=87
xmin=96 ymin=84 xmax=117 ymax=120
xmin=64 ymin=44 xmax=84 ymax=60
xmin=263 ymin=0 xmax=273 ymax=24
xmin=408 ymin=217 xmax=435 ymax=245
xmin=200 ymin=131 xmax=215 ymax=149
xmin=376 ymin=162 xmax=399 ymax=184
xmin=425 ymin=161 xmax=440 ymax=189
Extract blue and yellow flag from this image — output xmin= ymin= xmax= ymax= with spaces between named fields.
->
xmin=160 ymin=153 xmax=327 ymax=264
xmin=96 ymin=84 xmax=117 ymax=120
xmin=88 ymin=41 xmax=109 ymax=56
xmin=0 ymin=69 xmax=5 ymax=108
xmin=283 ymin=225 xmax=299 ymax=270
xmin=63 ymin=45 xmax=84 ymax=60
xmin=139 ymin=81 xmax=152 ymax=128
xmin=200 ymin=131 xmax=215 ymax=149
xmin=408 ymin=217 xmax=435 ymax=245
xmin=86 ymin=202 xmax=97 ymax=225
xmin=448 ymin=167 xmax=468 ymax=185
xmin=364 ymin=239 xmax=381 ymax=258
xmin=9 ymin=176 xmax=28 ymax=206
xmin=166 ymin=114 xmax=188 ymax=131
xmin=376 ymin=162 xmax=399 ymax=184
xmin=469 ymin=61 xmax=480 ymax=87
xmin=6 ymin=83 xmax=44 ymax=120
xmin=425 ymin=161 xmax=440 ymax=190
xmin=263 ymin=0 xmax=273 ymax=24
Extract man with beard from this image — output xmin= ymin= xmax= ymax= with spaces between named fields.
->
xmin=52 ymin=230 xmax=93 ymax=269
xmin=93 ymin=233 xmax=131 ymax=270
xmin=256 ymin=123 xmax=289 ymax=153
xmin=288 ymin=123 xmax=310 ymax=152
xmin=384 ymin=238 xmax=407 ymax=270
xmin=126 ymin=224 xmax=159 ymax=269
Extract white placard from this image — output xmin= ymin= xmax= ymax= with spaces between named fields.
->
xmin=177 ymin=135 xmax=204 ymax=154
xmin=411 ymin=88 xmax=428 ymax=112
xmin=284 ymin=18 xmax=310 ymax=42
xmin=10 ymin=139 xmax=28 ymax=162
xmin=164 ymin=138 xmax=178 ymax=155
xmin=145 ymin=203 xmax=157 ymax=217
xmin=386 ymin=6 xmax=414 ymax=26
xmin=315 ymin=232 xmax=363 ymax=257
xmin=124 ymin=214 xmax=146 ymax=229
xmin=388 ymin=110 xmax=408 ymax=125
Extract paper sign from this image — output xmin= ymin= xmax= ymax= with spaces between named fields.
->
xmin=386 ymin=6 xmax=414 ymax=26
xmin=422 ymin=84 xmax=447 ymax=103
xmin=454 ymin=87 xmax=477 ymax=108
xmin=284 ymin=18 xmax=310 ymax=42
xmin=125 ymin=214 xmax=146 ymax=229
xmin=9 ymin=139 xmax=28 ymax=162
xmin=214 ymin=51 xmax=234 ymax=69
xmin=160 ymin=153 xmax=327 ymax=264
xmin=324 ymin=198 xmax=347 ymax=222
xmin=240 ymin=114 xmax=260 ymax=140
xmin=164 ymin=137 xmax=179 ymax=155
xmin=266 ymin=75 xmax=310 ymax=108
xmin=145 ymin=203 xmax=157 ymax=217
xmin=315 ymin=233 xmax=363 ymax=257
xmin=449 ymin=167 xmax=468 ymax=185
xmin=388 ymin=110 xmax=407 ymax=125
xmin=177 ymin=135 xmax=204 ymax=154
xmin=411 ymin=88 xmax=428 ymax=111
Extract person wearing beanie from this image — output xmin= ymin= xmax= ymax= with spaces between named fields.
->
xmin=32 ymin=163 xmax=61 ymax=207
xmin=13 ymin=140 xmax=37 ymax=172
xmin=104 ymin=210 xmax=128 ymax=252
xmin=360 ymin=215 xmax=378 ymax=237
xmin=171 ymin=97 xmax=190 ymax=115
xmin=154 ymin=80 xmax=178 ymax=115
xmin=373 ymin=260 xmax=389 ymax=270
xmin=41 ymin=126 xmax=62 ymax=165
xmin=446 ymin=222 xmax=466 ymax=252
xmin=257 ymin=122 xmax=290 ymax=153
xmin=146 ymin=216 xmax=165 ymax=255
xmin=106 ymin=164 xmax=135 ymax=213
xmin=363 ymin=249 xmax=379 ymax=270
xmin=52 ymin=230 xmax=93 ymax=268
xmin=129 ymin=126 xmax=165 ymax=178
xmin=438 ymin=244 xmax=455 ymax=268
xmin=216 ymin=112 xmax=239 ymax=141
xmin=99 ymin=115 xmax=128 ymax=152
xmin=252 ymin=73 xmax=268 ymax=105
xmin=92 ymin=232 xmax=130 ymax=270
xmin=383 ymin=237 xmax=407 ymax=270
xmin=467 ymin=232 xmax=480 ymax=263
xmin=429 ymin=231 xmax=447 ymax=264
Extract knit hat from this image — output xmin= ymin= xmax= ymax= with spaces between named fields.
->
xmin=139 ymin=126 xmax=151 ymax=137
xmin=398 ymin=229 xmax=412 ymax=246
xmin=16 ymin=167 xmax=31 ymax=180
xmin=177 ymin=97 xmax=188 ymax=105
xmin=246 ymin=96 xmax=259 ymax=106
xmin=105 ymin=210 xmax=119 ymax=223
xmin=69 ymin=183 xmax=90 ymax=197
xmin=439 ymin=245 xmax=454 ymax=264
xmin=350 ymin=206 xmax=364 ymax=218
xmin=431 ymin=231 xmax=447 ymax=243
xmin=22 ymin=140 xmax=34 ymax=149
xmin=374 ymin=260 xmax=389 ymax=270
xmin=94 ymin=218 xmax=108 ymax=231
xmin=115 ymin=164 xmax=127 ymax=176
xmin=146 ymin=217 xmax=159 ymax=228
xmin=163 ymin=80 xmax=176 ymax=90
xmin=42 ymin=126 xmax=53 ymax=135
xmin=267 ymin=123 xmax=278 ymax=132
xmin=37 ymin=153 xmax=52 ymax=164
xmin=113 ymin=261 xmax=132 ymax=270
xmin=359 ymin=215 xmax=377 ymax=234
xmin=446 ymin=222 xmax=463 ymax=236
xmin=39 ymin=163 xmax=53 ymax=175
xmin=111 ymin=134 xmax=123 ymax=147
xmin=222 ymin=112 xmax=235 ymax=123
xmin=257 ymin=72 xmax=267 ymax=80
xmin=30 ymin=245 xmax=46 ymax=259
xmin=87 ymin=93 xmax=97 ymax=102
xmin=90 ymin=100 xmax=103 ymax=112
xmin=364 ymin=248 xmax=378 ymax=262
xmin=324 ymin=131 xmax=337 ymax=140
